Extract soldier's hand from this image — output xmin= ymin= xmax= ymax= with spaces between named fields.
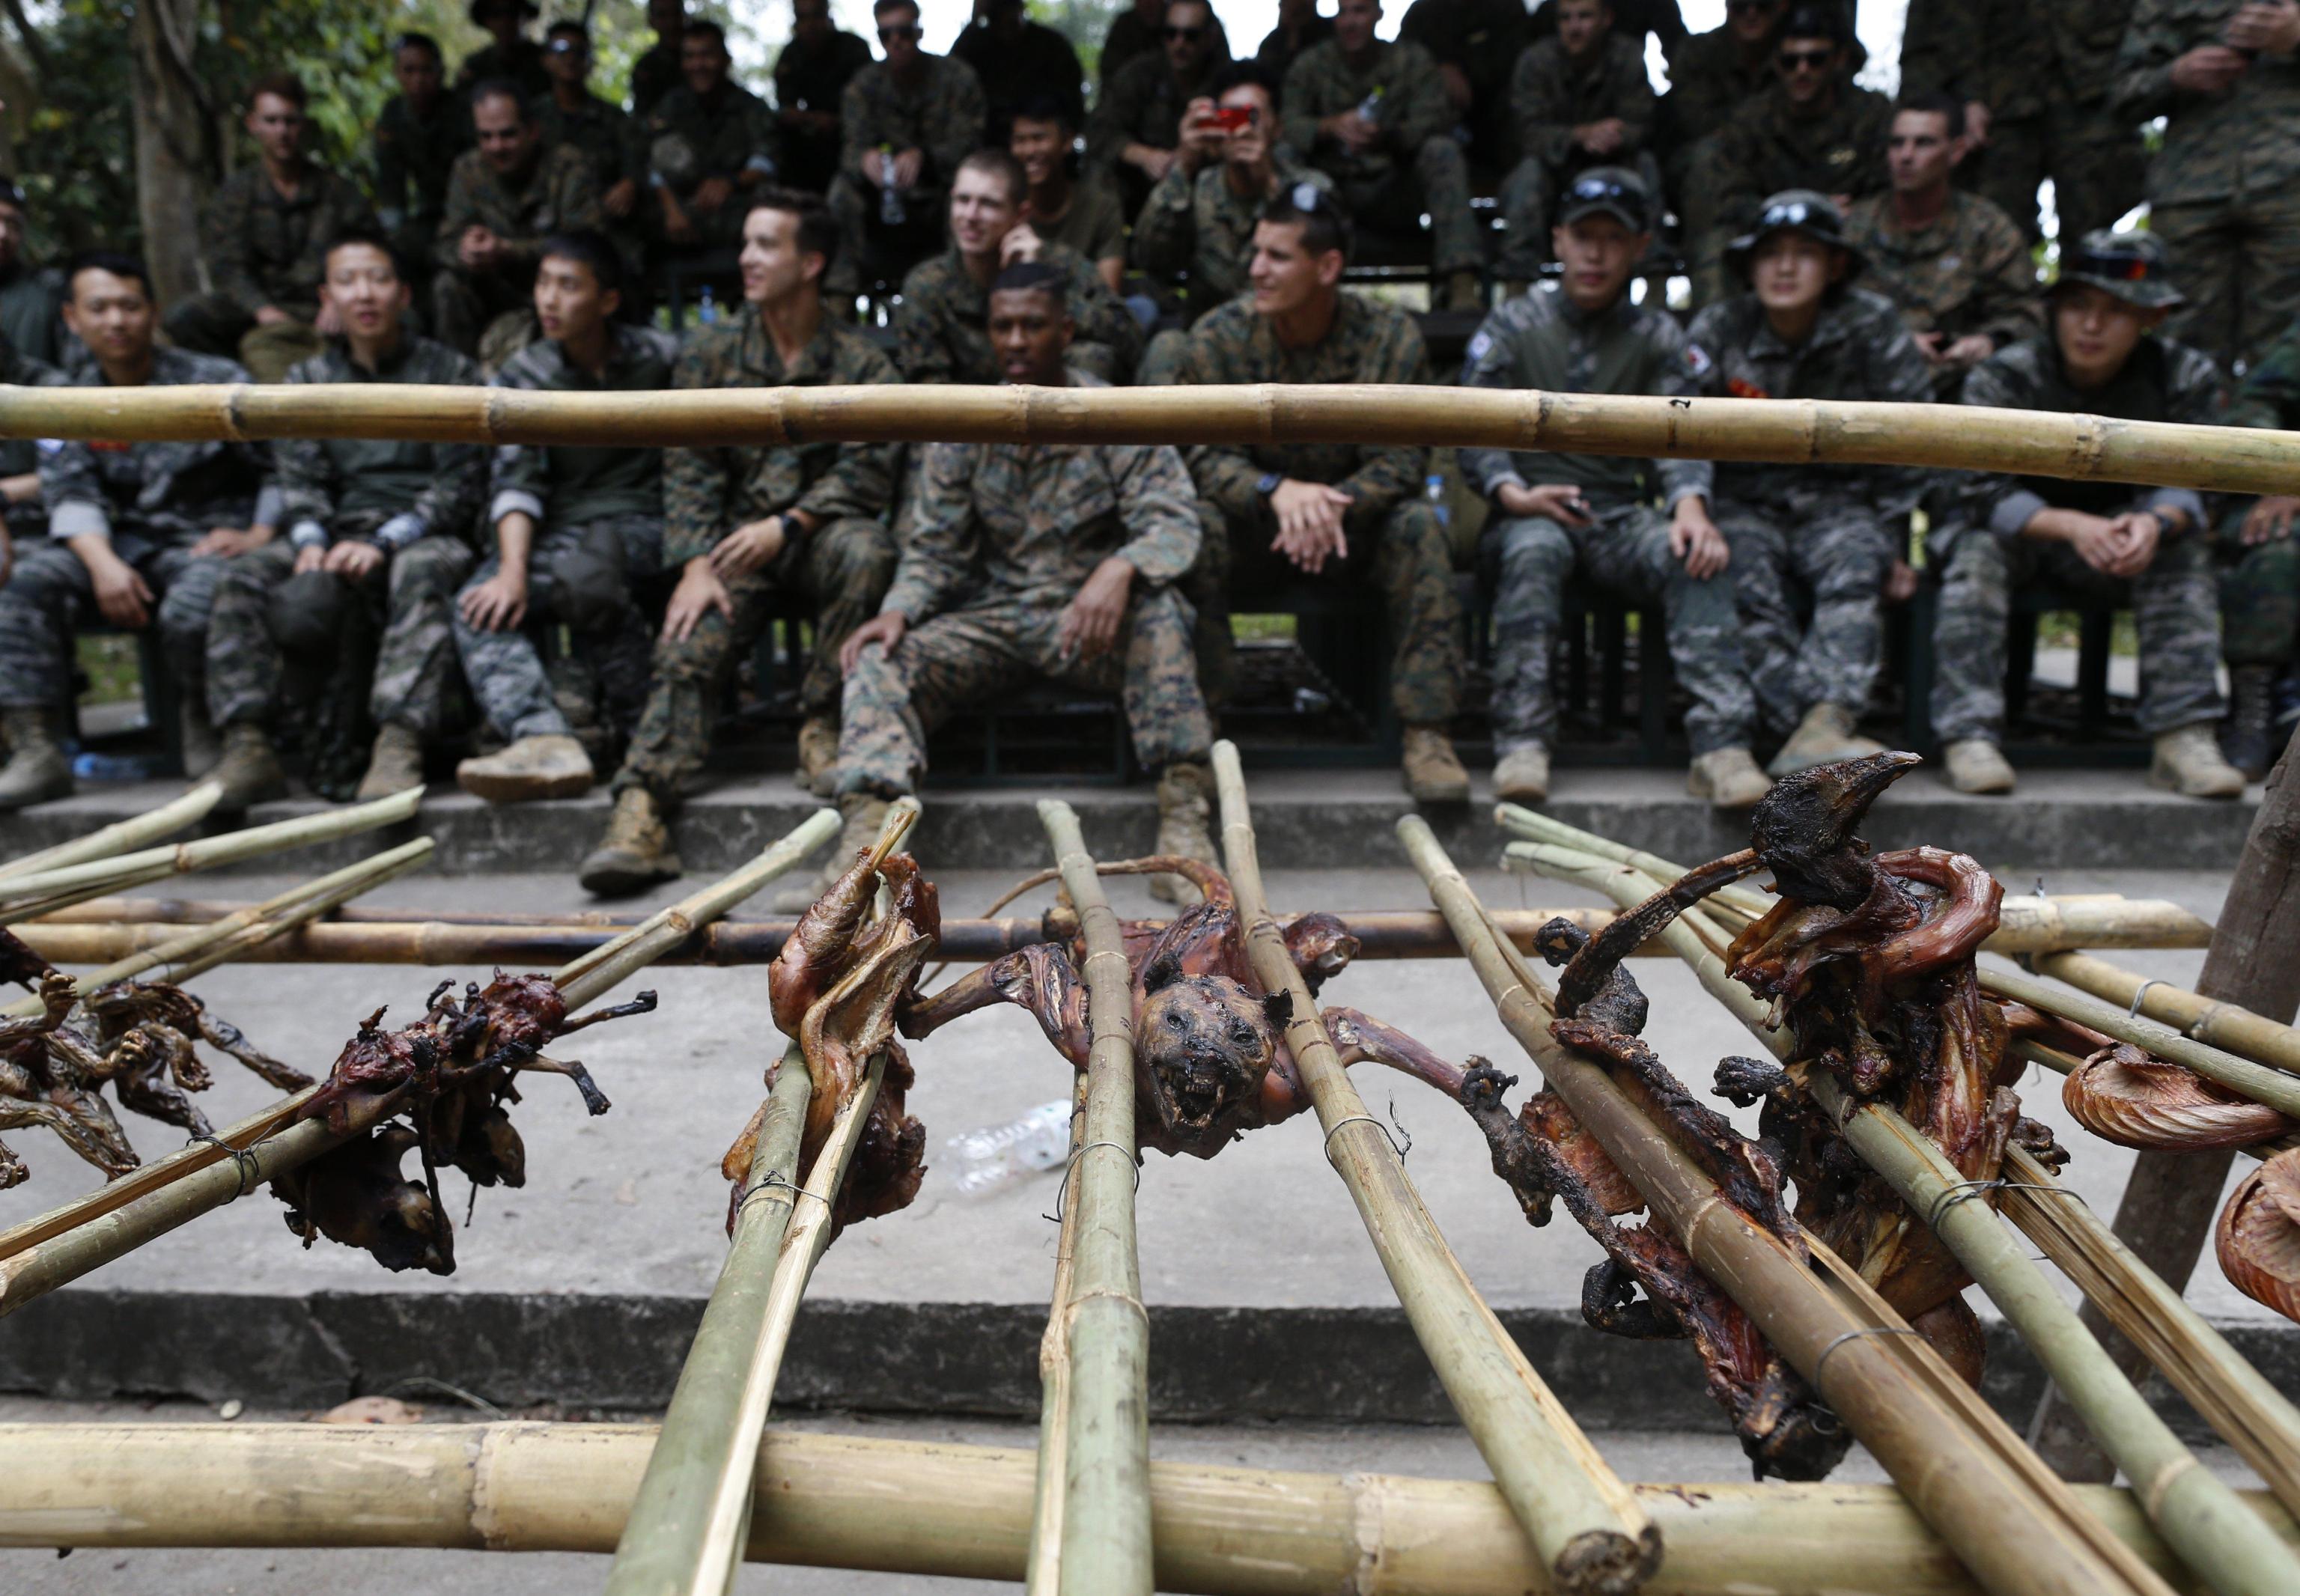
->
xmin=1057 ymin=555 xmax=1137 ymax=662
xmin=294 ymin=543 xmax=329 ymax=576
xmin=323 ymin=540 xmax=385 ymax=581
xmin=88 ymin=552 xmax=153 ymax=629
xmin=1962 ymin=100 xmax=1992 ymax=148
xmin=189 ymin=526 xmax=265 ymax=558
xmin=862 ymin=147 xmax=889 ymax=185
xmin=893 ymin=148 xmax=925 ymax=189
xmin=1130 ymin=144 xmax=1178 ymax=182
xmin=1271 ymin=480 xmax=1352 ymax=573
xmin=665 ymin=560 xmax=735 ymax=643
xmin=710 ymin=516 xmax=786 ymax=580
xmin=460 ymin=567 xmax=530 ymax=632
xmin=1911 ymin=330 xmax=1948 ymax=363
xmin=840 ymin=611 xmax=907 ymax=673
xmin=2060 ymin=512 xmax=2126 ymax=574
xmin=605 ymin=178 xmax=639 ymax=219
xmin=2103 ymin=512 xmax=2162 ymax=578
xmin=1499 ymin=482 xmax=1593 ymax=526
xmin=1884 ymin=558 xmax=1919 ymax=605
xmin=1000 ymin=224 xmax=1046 ymax=266
xmin=1669 ymin=502 xmax=1730 ymax=579
xmin=314 ymin=301 xmax=344 ymax=336
xmin=1438 ymin=64 xmax=1473 ymax=112
xmin=2172 ymin=43 xmax=2251 ymax=93
xmin=2227 ymin=1 xmax=2300 ymax=55
xmin=2244 ymin=495 xmax=2300 ymax=543
xmin=1178 ymin=98 xmax=1225 ymax=171
xmin=1941 ymin=334 xmax=1996 ymax=368
xmin=0 ymin=521 xmax=12 ymax=588
xmin=694 ymin=177 xmax=734 ymax=214
xmin=253 ymin=305 xmax=291 ymax=328
xmin=1576 ymin=118 xmax=1626 ymax=156
xmin=662 ymin=195 xmax=697 ymax=244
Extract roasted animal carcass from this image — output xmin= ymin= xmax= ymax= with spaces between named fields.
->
xmin=274 ymin=971 xmax=653 ymax=1273
xmin=2218 ymin=1147 xmax=2300 ymax=1322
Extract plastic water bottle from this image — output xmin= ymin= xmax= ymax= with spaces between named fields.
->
xmin=1425 ymin=472 xmax=1449 ymax=529
xmin=944 ymin=1099 xmax=1074 ymax=1197
xmin=1356 ymin=85 xmax=1384 ymax=124
xmin=696 ymin=284 xmax=717 ymax=325
xmin=879 ymin=144 xmax=907 ymax=226
xmin=72 ymin=751 xmax=165 ymax=782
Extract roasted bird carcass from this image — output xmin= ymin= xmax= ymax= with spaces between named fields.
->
xmin=2218 ymin=1147 xmax=2300 ymax=1322
xmin=274 ymin=971 xmax=654 ymax=1273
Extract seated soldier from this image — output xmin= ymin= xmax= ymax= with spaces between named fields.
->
xmin=0 ymin=178 xmax=69 ymax=371
xmin=629 ymin=0 xmax=688 ymax=120
xmin=1930 ymin=231 xmax=2245 ymax=800
xmin=451 ymin=231 xmax=678 ymax=805
xmin=1657 ymin=0 xmax=1783 ymax=208
xmin=537 ymin=23 xmax=646 ymax=281
xmin=1178 ymin=186 xmax=1470 ymax=802
xmin=955 ymin=0 xmax=1088 ymax=144
xmin=773 ymin=0 xmax=874 ymax=193
xmin=578 ymin=192 xmax=901 ymax=897
xmin=2213 ymin=314 xmax=2300 ymax=778
xmin=642 ymin=22 xmax=779 ymax=266
xmin=374 ymin=34 xmax=472 ymax=284
xmin=821 ymin=261 xmax=1217 ymax=907
xmin=433 ymin=82 xmax=602 ymax=367
xmin=1495 ymin=0 xmax=1658 ymax=290
xmin=893 ymin=148 xmax=1143 ymax=385
xmin=1089 ymin=0 xmax=1227 ymax=219
xmin=203 ymin=228 xmax=488 ymax=811
xmin=1283 ymin=0 xmax=1483 ymax=311
xmin=456 ymin=0 xmax=551 ymax=103
xmin=1461 ymin=170 xmax=1765 ymax=809
xmin=1105 ymin=0 xmax=1230 ymax=87
xmin=1399 ymin=0 xmax=1534 ymax=179
xmin=1686 ymin=191 xmax=1932 ymax=776
xmin=0 ymin=255 xmax=271 ymax=808
xmin=825 ymin=0 xmax=988 ymax=297
xmin=1255 ymin=0 xmax=1333 ymax=82
xmin=1011 ymin=94 xmax=1126 ymax=294
xmin=1842 ymin=94 xmax=2041 ymax=400
xmin=168 ymin=74 xmax=377 ymax=384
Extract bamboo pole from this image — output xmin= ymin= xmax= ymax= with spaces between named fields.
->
xmin=1210 ymin=745 xmax=1661 ymax=1596
xmin=1036 ymin=799 xmax=1153 ymax=1596
xmin=2032 ymin=951 xmax=2300 ymax=1078
xmin=0 ymin=782 xmax=222 ymax=882
xmin=1401 ymin=817 xmax=2172 ymax=1596
xmin=1026 ymin=1073 xmax=1093 ymax=1596
xmin=3 ymin=1424 xmax=2296 ymax=1596
xmin=6 ymin=383 xmax=2300 ymax=496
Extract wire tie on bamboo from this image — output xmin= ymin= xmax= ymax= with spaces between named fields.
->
xmin=1811 ymin=1324 xmax=1923 ymax=1382
xmin=2127 ymin=979 xmax=2170 ymax=1020
xmin=1044 ymin=1139 xmax=1138 ymax=1225
xmin=183 ymin=1132 xmax=270 ymax=1198
xmin=739 ymin=1168 xmax=829 ymax=1217
xmin=1322 ymin=1103 xmax=1414 ymax=1163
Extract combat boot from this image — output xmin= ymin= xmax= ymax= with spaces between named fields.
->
xmin=1686 ymin=747 xmax=1770 ymax=809
xmin=579 ymin=787 xmax=683 ymax=897
xmin=1942 ymin=738 xmax=2015 ymax=796
xmin=1150 ymin=761 xmax=1217 ymax=905
xmin=1402 ymin=725 xmax=1470 ymax=804
xmin=794 ymin=715 xmax=840 ymax=797
xmin=1443 ymin=270 xmax=1483 ymax=312
xmin=180 ymin=698 xmax=221 ymax=780
xmin=354 ymin=723 xmax=427 ymax=801
xmin=774 ymin=792 xmax=891 ymax=913
xmin=1767 ymin=701 xmax=1885 ymax=776
xmin=1493 ymin=745 xmax=1550 ymax=804
xmin=454 ymin=734 xmax=594 ymax=804
xmin=0 ymin=707 xmax=72 ymax=811
xmin=2150 ymin=723 xmax=2246 ymax=799
xmin=2222 ymin=665 xmax=2277 ymax=781
xmin=209 ymin=723 xmax=288 ymax=811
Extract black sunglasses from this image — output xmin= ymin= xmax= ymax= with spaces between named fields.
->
xmin=1777 ymin=46 xmax=1834 ymax=69
xmin=878 ymin=22 xmax=921 ymax=40
xmin=1165 ymin=24 xmax=1205 ymax=38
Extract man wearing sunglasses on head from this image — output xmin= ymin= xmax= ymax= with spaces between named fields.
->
xmin=1091 ymin=0 xmax=1229 ymax=216
xmin=827 ymin=0 xmax=988 ymax=296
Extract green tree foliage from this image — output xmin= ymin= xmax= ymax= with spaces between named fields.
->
xmin=1035 ymin=0 xmax=1125 ymax=82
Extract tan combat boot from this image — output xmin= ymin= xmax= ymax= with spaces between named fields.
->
xmin=1150 ymin=761 xmax=1218 ymax=905
xmin=209 ymin=723 xmax=288 ymax=811
xmin=354 ymin=723 xmax=427 ymax=801
xmin=1941 ymin=738 xmax=2015 ymax=796
xmin=579 ymin=787 xmax=683 ymax=897
xmin=1492 ymin=745 xmax=1550 ymax=804
xmin=1443 ymin=270 xmax=1483 ymax=312
xmin=454 ymin=734 xmax=595 ymax=804
xmin=0 ymin=707 xmax=72 ymax=810
xmin=180 ymin=698 xmax=221 ymax=779
xmin=2150 ymin=722 xmax=2246 ymax=799
xmin=774 ymin=792 xmax=892 ymax=913
xmin=1686 ymin=747 xmax=1771 ymax=809
xmin=1767 ymin=701 xmax=1886 ymax=776
xmin=1402 ymin=725 xmax=1470 ymax=804
xmin=794 ymin=715 xmax=840 ymax=797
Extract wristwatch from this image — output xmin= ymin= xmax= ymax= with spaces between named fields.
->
xmin=1256 ymin=471 xmax=1283 ymax=497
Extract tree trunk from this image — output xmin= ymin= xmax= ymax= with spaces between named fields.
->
xmin=2031 ymin=728 xmax=2300 ymax=1477
xmin=127 ymin=0 xmax=213 ymax=308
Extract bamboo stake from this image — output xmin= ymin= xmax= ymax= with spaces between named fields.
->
xmin=2031 ymin=951 xmax=2300 ymax=1078
xmin=1037 ymin=799 xmax=1152 ymax=1596
xmin=4 ymin=1423 xmax=2296 ymax=1596
xmin=6 ymin=383 xmax=2300 ymax=496
xmin=1210 ymin=744 xmax=1661 ymax=1596
xmin=0 ymin=782 xmax=222 ymax=882
xmin=1401 ymin=817 xmax=2171 ymax=1596
xmin=1026 ymin=1073 xmax=1093 ymax=1596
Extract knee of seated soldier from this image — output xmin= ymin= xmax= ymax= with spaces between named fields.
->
xmin=267 ymin=570 xmax=358 ymax=652
xmin=547 ymin=539 xmax=631 ymax=633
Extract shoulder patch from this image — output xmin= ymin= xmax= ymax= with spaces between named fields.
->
xmin=1684 ymin=343 xmax=1713 ymax=380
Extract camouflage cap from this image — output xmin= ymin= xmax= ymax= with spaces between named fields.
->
xmin=1724 ymin=189 xmax=1864 ymax=281
xmin=1556 ymin=166 xmax=1652 ymax=233
xmin=2054 ymin=229 xmax=2184 ymax=311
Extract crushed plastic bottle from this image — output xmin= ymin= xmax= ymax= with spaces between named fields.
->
xmin=944 ymin=1099 xmax=1074 ymax=1197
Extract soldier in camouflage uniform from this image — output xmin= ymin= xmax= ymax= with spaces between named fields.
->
xmin=433 ymin=85 xmax=602 ymax=368
xmin=537 ymin=24 xmax=645 ymax=284
xmin=1495 ymin=0 xmax=1659 ymax=285
xmin=456 ymin=0 xmax=551 ymax=103
xmin=1011 ymin=98 xmax=1128 ymax=294
xmin=629 ymin=0 xmax=687 ymax=120
xmin=894 ymin=150 xmax=1143 ymax=386
xmin=0 ymin=255 xmax=271 ymax=808
xmin=1255 ymin=0 xmax=1332 ymax=83
xmin=449 ymin=234 xmax=676 ymax=807
xmin=1687 ymin=192 xmax=1933 ymax=776
xmin=0 ymin=326 xmax=60 ymax=549
xmin=954 ymin=0 xmax=1087 ymax=144
xmin=374 ymin=34 xmax=472 ymax=285
xmin=0 ymin=180 xmax=69 ymax=371
xmin=2203 ymin=312 xmax=2300 ymax=775
xmin=1462 ymin=170 xmax=1768 ymax=810
xmin=1090 ymin=0 xmax=1226 ymax=216
xmin=1105 ymin=0 xmax=1230 ymax=88
xmin=827 ymin=261 xmax=1218 ymax=905
xmin=826 ymin=0 xmax=988 ymax=296
xmin=1282 ymin=0 xmax=1483 ymax=311
xmin=580 ymin=193 xmax=901 ymax=898
xmin=1178 ymin=187 xmax=1470 ymax=803
xmin=773 ymin=0 xmax=874 ymax=193
xmin=1930 ymin=231 xmax=2244 ymax=799
xmin=1658 ymin=0 xmax=1783 ymax=196
xmin=203 ymin=229 xmax=488 ymax=812
xmin=1842 ymin=96 xmax=2042 ymax=399
xmin=643 ymin=21 xmax=780 ymax=262
xmin=1399 ymin=0 xmax=1533 ymax=177
xmin=2114 ymin=0 xmax=2300 ymax=371
xmin=167 ymin=75 xmax=377 ymax=383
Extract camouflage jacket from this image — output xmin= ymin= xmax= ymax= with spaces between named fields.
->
xmin=1400 ymin=0 xmax=1533 ymax=107
xmin=434 ymin=143 xmax=602 ymax=278
xmin=1283 ymin=39 xmax=1457 ymax=183
xmin=1901 ymin=0 xmax=2054 ymax=124
xmin=629 ymin=40 xmax=682 ymax=118
xmin=1705 ymin=79 xmax=1893 ymax=230
xmin=1512 ymin=32 xmax=1655 ymax=171
xmin=1458 ymin=285 xmax=1712 ymax=511
xmin=884 ymin=372 xmax=1201 ymax=622
xmin=1841 ymin=189 xmax=2042 ymax=352
xmin=489 ymin=323 xmax=681 ymax=530
xmin=1179 ymin=291 xmax=1432 ymax=522
xmin=838 ymin=55 xmax=988 ymax=191
xmin=1254 ymin=16 xmax=1333 ymax=82
xmin=0 ymin=329 xmax=61 ymax=481
xmin=1038 ymin=175 xmax=1129 ymax=265
xmin=0 ymin=263 xmax=68 ymax=370
xmin=43 ymin=348 xmax=269 ymax=543
xmin=1685 ymin=286 xmax=1935 ymax=514
xmin=952 ymin=19 xmax=1087 ymax=133
xmin=198 ymin=162 xmax=377 ymax=320
xmin=276 ymin=337 xmax=487 ymax=538
xmin=455 ymin=37 xmax=551 ymax=101
xmin=1089 ymin=54 xmax=1216 ymax=168
xmin=893 ymin=243 xmax=1143 ymax=386
xmin=1104 ymin=7 xmax=1230 ymax=87
xmin=2225 ymin=316 xmax=2300 ymax=431
xmin=775 ymin=31 xmax=874 ymax=121
xmin=644 ymin=82 xmax=780 ymax=193
xmin=2115 ymin=0 xmax=2300 ymax=203
xmin=539 ymin=91 xmax=645 ymax=193
xmin=1130 ymin=156 xmax=1327 ymax=314
xmin=662 ymin=306 xmax=900 ymax=567
xmin=374 ymin=94 xmax=472 ymax=231
xmin=1658 ymin=24 xmax=1775 ymax=156
xmin=1960 ymin=334 xmax=2224 ymax=531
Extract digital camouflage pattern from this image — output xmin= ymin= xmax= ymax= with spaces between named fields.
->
xmin=1498 ymin=33 xmax=1657 ymax=278
xmin=273 ymin=337 xmax=489 ymax=534
xmin=374 ymin=93 xmax=473 ymax=244
xmin=836 ymin=55 xmax=988 ymax=193
xmin=1281 ymin=37 xmax=1481 ymax=274
xmin=1657 ymin=19 xmax=1775 ymax=176
xmin=538 ymin=91 xmax=644 ymax=199
xmin=193 ymin=162 xmax=379 ymax=320
xmin=1088 ymin=53 xmax=1215 ymax=171
xmin=1841 ymin=188 xmax=2043 ymax=392
xmin=488 ymin=322 xmax=681 ymax=529
xmin=1130 ymin=156 xmax=1327 ymax=315
xmin=2213 ymin=315 xmax=2300 ymax=668
xmin=893 ymin=243 xmax=1143 ymax=386
xmin=454 ymin=514 xmax=660 ymax=743
xmin=641 ymin=81 xmax=779 ymax=249
xmin=431 ymin=141 xmax=603 ymax=356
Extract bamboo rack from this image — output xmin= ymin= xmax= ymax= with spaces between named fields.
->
xmin=0 ymin=782 xmax=222 ymax=882
xmin=2031 ymin=951 xmax=2300 ymax=1078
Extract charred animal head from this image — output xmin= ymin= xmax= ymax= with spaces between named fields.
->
xmin=1137 ymin=972 xmax=1277 ymax=1141
xmin=1737 ymin=1366 xmax=1854 ymax=1481
xmin=1282 ymin=913 xmax=1360 ymax=994
xmin=1750 ymin=752 xmax=1922 ymax=910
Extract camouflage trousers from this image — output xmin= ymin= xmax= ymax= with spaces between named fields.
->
xmin=452 ymin=515 xmax=663 ymax=742
xmin=1719 ymin=497 xmax=1896 ymax=738
xmin=612 ymin=516 xmax=895 ymax=805
xmin=2153 ymin=182 xmax=2300 ymax=375
xmin=161 ymin=296 xmax=326 ymax=384
xmin=1495 ymin=151 xmax=1665 ymax=280
xmin=1333 ymin=138 xmax=1482 ymax=276
xmin=0 ymin=531 xmax=225 ymax=710
xmin=1203 ymin=495 xmax=1463 ymax=724
xmin=1957 ymin=102 xmax=2145 ymax=247
xmin=2215 ymin=507 xmax=2299 ymax=668
xmin=1485 ymin=507 xmax=1754 ymax=757
xmin=1929 ymin=529 xmax=2226 ymax=743
xmin=833 ymin=588 xmax=1212 ymax=798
